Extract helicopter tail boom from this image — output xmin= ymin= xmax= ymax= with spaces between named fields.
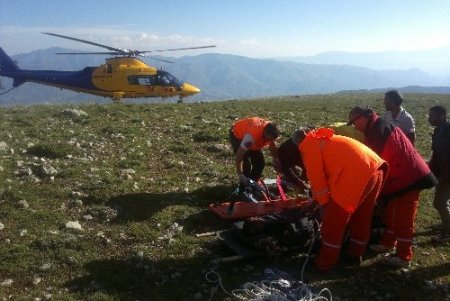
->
xmin=0 ymin=47 xmax=20 ymax=73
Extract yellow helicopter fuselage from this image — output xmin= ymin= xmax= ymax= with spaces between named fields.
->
xmin=90 ymin=57 xmax=200 ymax=100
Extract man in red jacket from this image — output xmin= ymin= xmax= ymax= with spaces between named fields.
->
xmin=230 ymin=117 xmax=281 ymax=184
xmin=348 ymin=106 xmax=437 ymax=267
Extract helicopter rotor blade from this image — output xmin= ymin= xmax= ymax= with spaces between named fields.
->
xmin=43 ymin=32 xmax=122 ymax=52
xmin=54 ymin=51 xmax=124 ymax=55
xmin=141 ymin=45 xmax=216 ymax=53
xmin=143 ymin=56 xmax=174 ymax=63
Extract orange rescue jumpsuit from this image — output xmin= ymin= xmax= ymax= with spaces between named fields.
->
xmin=298 ymin=128 xmax=388 ymax=270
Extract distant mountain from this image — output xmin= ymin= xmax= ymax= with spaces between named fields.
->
xmin=0 ymin=47 xmax=449 ymax=105
xmin=277 ymin=47 xmax=450 ymax=76
xmin=337 ymin=86 xmax=450 ymax=94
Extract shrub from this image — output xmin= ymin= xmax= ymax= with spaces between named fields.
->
xmin=26 ymin=143 xmax=74 ymax=159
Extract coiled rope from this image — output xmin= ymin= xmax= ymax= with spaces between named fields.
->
xmin=206 ymin=219 xmax=333 ymax=301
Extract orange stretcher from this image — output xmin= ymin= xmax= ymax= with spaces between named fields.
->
xmin=208 ymin=177 xmax=310 ymax=220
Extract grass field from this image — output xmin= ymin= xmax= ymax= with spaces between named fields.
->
xmin=0 ymin=93 xmax=449 ymax=301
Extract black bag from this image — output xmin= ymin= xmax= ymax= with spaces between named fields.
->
xmin=232 ymin=210 xmax=319 ymax=257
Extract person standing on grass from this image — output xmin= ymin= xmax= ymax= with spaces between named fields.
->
xmin=292 ymin=127 xmax=388 ymax=271
xmin=229 ymin=117 xmax=281 ymax=185
xmin=348 ymin=106 xmax=437 ymax=267
xmin=382 ymin=90 xmax=416 ymax=145
xmin=427 ymin=105 xmax=450 ymax=243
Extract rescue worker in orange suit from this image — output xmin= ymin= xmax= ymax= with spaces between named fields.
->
xmin=292 ymin=127 xmax=388 ymax=271
xmin=348 ymin=106 xmax=437 ymax=267
xmin=230 ymin=117 xmax=281 ymax=184
xmin=278 ymin=123 xmax=365 ymax=194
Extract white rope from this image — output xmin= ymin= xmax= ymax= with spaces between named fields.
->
xmin=205 ymin=270 xmax=235 ymax=301
xmin=205 ymin=219 xmax=333 ymax=301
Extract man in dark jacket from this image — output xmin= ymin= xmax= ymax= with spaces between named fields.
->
xmin=428 ymin=105 xmax=450 ymax=242
xmin=348 ymin=106 xmax=437 ymax=267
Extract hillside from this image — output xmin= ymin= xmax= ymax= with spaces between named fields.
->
xmin=0 ymin=94 xmax=449 ymax=300
xmin=1 ymin=48 xmax=449 ymax=105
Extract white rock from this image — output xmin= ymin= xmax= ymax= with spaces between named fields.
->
xmin=39 ymin=263 xmax=52 ymax=271
xmin=20 ymin=229 xmax=27 ymax=236
xmin=0 ymin=222 xmax=4 ymax=231
xmin=1 ymin=279 xmax=13 ymax=286
xmin=65 ymin=221 xmax=84 ymax=231
xmin=33 ymin=277 xmax=41 ymax=285
xmin=0 ymin=142 xmax=8 ymax=152
xmin=62 ymin=109 xmax=88 ymax=119
xmin=18 ymin=199 xmax=29 ymax=208
xmin=83 ymin=215 xmax=93 ymax=221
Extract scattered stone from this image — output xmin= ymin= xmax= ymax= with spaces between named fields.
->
xmin=16 ymin=167 xmax=33 ymax=177
xmin=32 ymin=276 xmax=42 ymax=285
xmin=61 ymin=109 xmax=88 ymax=119
xmin=0 ymin=222 xmax=4 ymax=231
xmin=83 ymin=215 xmax=93 ymax=221
xmin=38 ymin=165 xmax=58 ymax=178
xmin=71 ymin=199 xmax=83 ymax=207
xmin=71 ymin=191 xmax=84 ymax=198
xmin=86 ymin=207 xmax=118 ymax=222
xmin=0 ymin=142 xmax=8 ymax=152
xmin=65 ymin=221 xmax=84 ymax=231
xmin=120 ymin=168 xmax=136 ymax=180
xmin=18 ymin=199 xmax=29 ymax=209
xmin=39 ymin=263 xmax=52 ymax=271
xmin=66 ymin=256 xmax=78 ymax=266
xmin=1 ymin=279 xmax=13 ymax=286
xmin=19 ymin=229 xmax=27 ymax=236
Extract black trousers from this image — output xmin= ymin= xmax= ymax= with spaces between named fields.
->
xmin=229 ymin=129 xmax=265 ymax=181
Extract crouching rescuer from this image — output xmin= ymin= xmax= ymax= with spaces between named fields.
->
xmin=230 ymin=117 xmax=281 ymax=185
xmin=292 ymin=127 xmax=388 ymax=271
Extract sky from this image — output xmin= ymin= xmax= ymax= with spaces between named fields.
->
xmin=1 ymin=0 xmax=450 ymax=58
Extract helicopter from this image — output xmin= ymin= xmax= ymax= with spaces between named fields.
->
xmin=0 ymin=32 xmax=216 ymax=103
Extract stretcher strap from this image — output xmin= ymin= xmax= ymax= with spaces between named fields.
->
xmin=276 ymin=176 xmax=287 ymax=202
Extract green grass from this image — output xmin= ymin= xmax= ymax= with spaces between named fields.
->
xmin=0 ymin=94 xmax=449 ymax=300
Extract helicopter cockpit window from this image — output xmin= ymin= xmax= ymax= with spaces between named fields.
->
xmin=156 ymin=70 xmax=183 ymax=87
xmin=128 ymin=75 xmax=155 ymax=86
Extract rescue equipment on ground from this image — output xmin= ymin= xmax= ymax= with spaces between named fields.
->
xmin=208 ymin=176 xmax=310 ymax=220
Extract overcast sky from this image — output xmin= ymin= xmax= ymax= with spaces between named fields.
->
xmin=1 ymin=0 xmax=450 ymax=57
